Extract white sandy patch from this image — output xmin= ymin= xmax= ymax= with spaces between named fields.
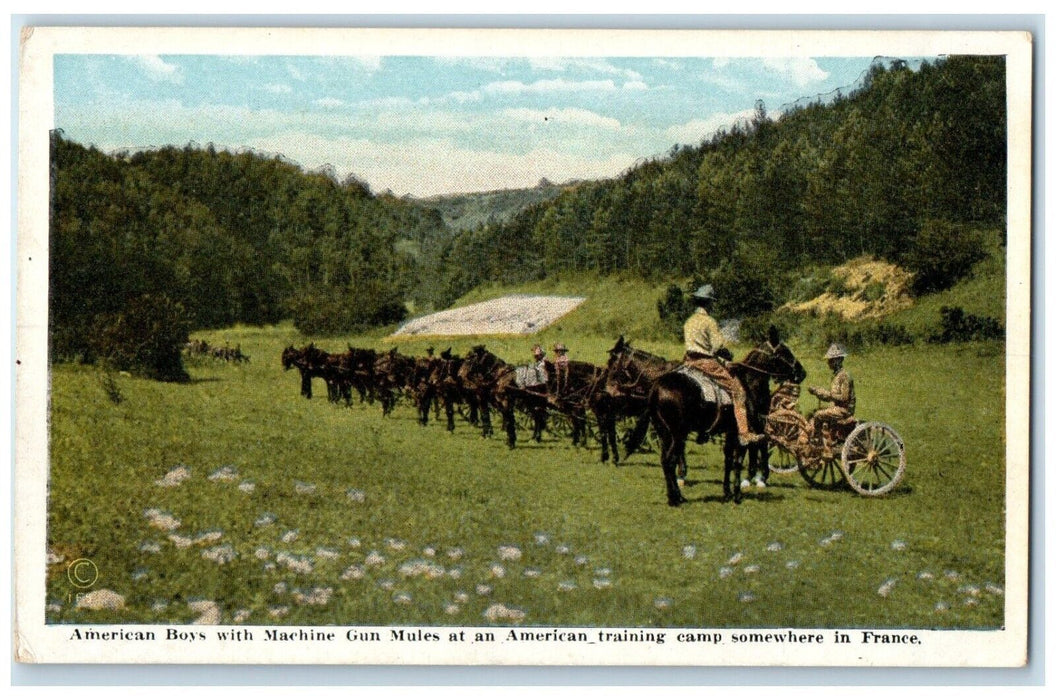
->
xmin=76 ymin=589 xmax=126 ymax=611
xmin=392 ymin=295 xmax=586 ymax=337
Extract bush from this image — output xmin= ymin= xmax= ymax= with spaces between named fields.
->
xmin=88 ymin=294 xmax=191 ymax=382
xmin=929 ymin=306 xmax=1004 ymax=343
xmin=656 ymin=283 xmax=695 ymax=341
xmin=903 ymin=220 xmax=987 ymax=295
xmin=709 ymin=242 xmax=782 ymax=318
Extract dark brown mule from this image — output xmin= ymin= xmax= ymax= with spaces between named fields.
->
xmin=601 ymin=337 xmax=679 ymax=464
xmin=281 ymin=343 xmax=330 ymax=399
xmin=544 ymin=359 xmax=610 ymax=449
xmin=458 ymin=345 xmax=548 ymax=448
xmin=429 ymin=349 xmax=480 ymax=432
xmin=644 ymin=327 xmax=805 ymax=506
xmin=372 ymin=348 xmax=416 ymax=416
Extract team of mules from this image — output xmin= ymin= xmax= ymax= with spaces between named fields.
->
xmin=281 ymin=327 xmax=805 ymax=506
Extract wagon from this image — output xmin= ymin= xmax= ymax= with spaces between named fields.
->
xmin=764 ymin=383 xmax=907 ymax=496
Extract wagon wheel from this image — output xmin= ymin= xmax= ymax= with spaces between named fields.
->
xmin=840 ymin=422 xmax=906 ymax=496
xmin=547 ymin=412 xmax=574 ymax=439
xmin=799 ymin=453 xmax=846 ymax=489
xmin=765 ymin=410 xmax=807 ymax=475
xmin=618 ymin=415 xmax=658 ymax=454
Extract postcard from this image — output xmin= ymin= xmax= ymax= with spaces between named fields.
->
xmin=15 ymin=26 xmax=1031 ymax=666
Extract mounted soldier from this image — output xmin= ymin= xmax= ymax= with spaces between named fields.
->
xmin=552 ymin=342 xmax=570 ymax=395
xmin=682 ymin=284 xmax=764 ymax=447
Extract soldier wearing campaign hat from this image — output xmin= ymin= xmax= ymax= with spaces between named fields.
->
xmin=807 ymin=343 xmax=856 ymax=438
xmin=682 ymin=284 xmax=763 ymax=447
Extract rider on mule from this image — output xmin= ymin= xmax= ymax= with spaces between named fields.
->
xmin=806 ymin=343 xmax=856 ymax=439
xmin=552 ymin=343 xmax=570 ymax=395
xmin=682 ymin=284 xmax=765 ymax=447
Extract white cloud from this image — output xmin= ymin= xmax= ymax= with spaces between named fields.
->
xmin=265 ymin=83 xmax=293 ymax=94
xmin=501 ymin=107 xmax=622 ymax=131
xmin=314 ymin=97 xmax=345 ymax=108
xmin=130 ymin=55 xmax=182 ymax=84
xmin=664 ymin=108 xmax=758 ymax=144
xmin=762 ymin=57 xmax=830 ymax=87
xmin=483 ymin=78 xmax=631 ymax=95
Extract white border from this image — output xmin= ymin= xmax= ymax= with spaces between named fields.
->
xmin=14 ymin=26 xmax=1033 ymax=667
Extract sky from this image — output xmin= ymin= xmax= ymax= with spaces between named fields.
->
xmin=54 ymin=54 xmax=911 ymax=198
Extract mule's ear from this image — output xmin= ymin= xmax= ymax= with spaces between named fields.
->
xmin=768 ymin=325 xmax=780 ymax=346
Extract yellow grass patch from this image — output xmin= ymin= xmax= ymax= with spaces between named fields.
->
xmin=783 ymin=256 xmax=914 ymax=320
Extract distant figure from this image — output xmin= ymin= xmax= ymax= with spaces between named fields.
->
xmin=682 ymin=284 xmax=764 ymax=447
xmin=552 ymin=343 xmax=570 ymax=395
xmin=807 ymin=343 xmax=856 ymax=437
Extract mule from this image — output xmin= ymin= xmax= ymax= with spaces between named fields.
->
xmin=645 ymin=327 xmax=805 ymax=506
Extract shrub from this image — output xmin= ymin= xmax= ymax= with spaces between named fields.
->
xmin=903 ymin=220 xmax=987 ymax=295
xmin=709 ymin=242 xmax=782 ymax=318
xmin=656 ymin=284 xmax=694 ymax=341
xmin=929 ymin=306 xmax=1004 ymax=343
xmin=88 ymin=294 xmax=191 ymax=382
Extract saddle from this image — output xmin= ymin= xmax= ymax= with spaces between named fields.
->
xmin=514 ymin=364 xmax=548 ymax=390
xmin=675 ymin=365 xmax=733 ymax=406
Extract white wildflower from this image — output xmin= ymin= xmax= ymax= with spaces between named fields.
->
xmin=574 ymin=555 xmax=589 ymax=566
xmin=254 ymin=547 xmax=271 ymax=560
xmin=188 ymin=600 xmax=220 ymax=625
xmin=592 ymin=578 xmax=612 ymax=589
xmin=682 ymin=545 xmax=697 ymax=559
xmin=131 ymin=568 xmax=149 ymax=582
xmin=454 ymin=591 xmax=469 ymax=603
xmin=444 ymin=604 xmax=460 ymax=615
xmin=364 ymin=551 xmax=386 ymax=567
xmin=533 ymin=532 xmax=550 ymax=545
xmin=483 ymin=603 xmax=526 ymax=622
xmin=917 ymin=571 xmax=935 ymax=581
xmin=738 ymin=592 xmax=756 ymax=603
xmin=595 ymin=567 xmax=612 ymax=577
xmin=963 ymin=597 xmax=979 ymax=607
xmin=294 ymin=587 xmax=333 ymax=606
xmin=446 ymin=547 xmax=464 ymax=561
xmin=273 ymin=582 xmax=288 ymax=595
xmin=209 ymin=466 xmax=238 ymax=482
xmin=475 ymin=584 xmax=492 ymax=596
xmin=385 ymin=538 xmax=407 ymax=551
xmin=238 ymin=481 xmax=256 ymax=494
xmin=523 ymin=567 xmax=542 ymax=578
xmin=448 ymin=567 xmax=463 ymax=579
xmin=316 ymin=547 xmax=340 ymax=561
xmin=151 ymin=600 xmax=169 ymax=613
xmin=232 ymin=609 xmax=251 ymax=624
xmin=392 ymin=592 xmax=413 ymax=605
xmin=958 ymin=584 xmax=981 ymax=598
xmin=168 ymin=534 xmax=194 ymax=549
xmin=139 ymin=541 xmax=161 ymax=554
xmin=785 ymin=560 xmax=800 ymax=569
xmin=744 ymin=565 xmax=760 ymax=575
xmin=347 ymin=537 xmax=361 ymax=548
xmin=268 ymin=606 xmax=289 ymax=619
xmin=46 ymin=549 xmax=65 ymax=565
xmin=144 ymin=508 xmax=181 ymax=531
xmin=340 ymin=565 xmax=365 ymax=581
xmin=557 ymin=581 xmax=577 ymax=592
xmin=555 ymin=544 xmax=570 ymax=555
xmin=294 ymin=481 xmax=316 ymax=495
xmin=891 ymin=539 xmax=907 ymax=551
xmin=194 ymin=530 xmax=223 ymax=545
xmin=399 ymin=559 xmax=445 ymax=579
xmin=377 ymin=579 xmax=395 ymax=591
xmin=727 ymin=552 xmax=743 ymax=565
xmin=346 ymin=489 xmax=366 ymax=503
xmin=985 ymin=583 xmax=1004 ymax=596
xmin=654 ymin=597 xmax=673 ymax=610
xmin=254 ymin=513 xmax=276 ymax=527
xmin=489 ymin=564 xmax=506 ymax=578
xmin=766 ymin=542 xmax=783 ymax=552
xmin=280 ymin=530 xmax=299 ymax=544
xmin=275 ymin=552 xmax=314 ymax=575
xmin=422 ymin=546 xmax=436 ymax=558
xmin=156 ymin=465 xmax=191 ymax=487
xmin=877 ymin=579 xmax=898 ymax=597
xmin=719 ymin=567 xmax=734 ymax=579
xmin=935 ymin=601 xmax=950 ymax=612
xmin=945 ymin=570 xmax=961 ymax=581
xmin=497 ymin=545 xmax=522 ymax=561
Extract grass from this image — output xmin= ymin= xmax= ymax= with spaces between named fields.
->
xmin=46 ymin=320 xmax=1007 ymax=630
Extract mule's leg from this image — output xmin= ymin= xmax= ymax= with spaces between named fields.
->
xmin=301 ymin=372 xmax=312 ymax=399
xmin=445 ymin=395 xmax=456 ymax=432
xmin=663 ymin=435 xmax=688 ymax=506
xmin=504 ymin=405 xmax=517 ymax=448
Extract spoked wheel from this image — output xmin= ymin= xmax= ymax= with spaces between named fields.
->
xmin=799 ymin=454 xmax=847 ymax=489
xmin=840 ymin=422 xmax=906 ymax=496
xmin=765 ymin=410 xmax=807 ymax=475
xmin=618 ymin=415 xmax=658 ymax=453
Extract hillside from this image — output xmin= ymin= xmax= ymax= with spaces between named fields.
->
xmin=418 ymin=180 xmax=569 ymax=232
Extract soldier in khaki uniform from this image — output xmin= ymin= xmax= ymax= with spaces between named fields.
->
xmin=807 ymin=343 xmax=856 ymax=437
xmin=682 ymin=285 xmax=763 ymax=447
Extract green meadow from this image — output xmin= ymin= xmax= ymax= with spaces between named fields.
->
xmin=46 ymin=299 xmax=1007 ymax=629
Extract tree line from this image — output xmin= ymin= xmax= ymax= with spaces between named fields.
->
xmin=427 ymin=56 xmax=1007 ymax=314
xmin=49 ymin=55 xmax=1005 ymax=379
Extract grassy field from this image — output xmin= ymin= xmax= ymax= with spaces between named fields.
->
xmin=45 ymin=318 xmax=1007 ymax=630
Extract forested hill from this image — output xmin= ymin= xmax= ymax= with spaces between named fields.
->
xmin=428 ymin=56 xmax=1006 ymax=312
xmin=49 ymin=134 xmax=450 ymax=361
xmin=416 ymin=180 xmax=570 ymax=233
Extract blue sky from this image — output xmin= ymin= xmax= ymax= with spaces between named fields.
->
xmin=54 ymin=54 xmax=913 ymax=197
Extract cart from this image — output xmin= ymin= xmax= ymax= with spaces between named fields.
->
xmin=765 ymin=383 xmax=907 ymax=496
